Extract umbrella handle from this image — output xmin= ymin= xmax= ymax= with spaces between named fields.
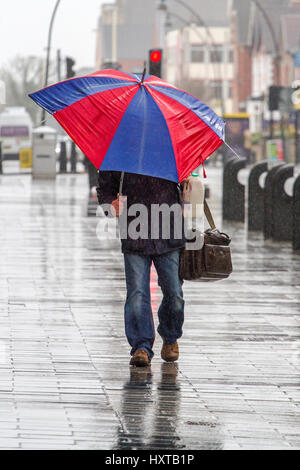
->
xmin=118 ymin=171 xmax=125 ymax=197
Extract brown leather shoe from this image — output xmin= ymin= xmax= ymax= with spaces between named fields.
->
xmin=130 ymin=350 xmax=150 ymax=367
xmin=161 ymin=341 xmax=179 ymax=362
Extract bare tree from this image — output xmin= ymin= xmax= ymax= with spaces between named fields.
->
xmin=0 ymin=56 xmax=45 ymax=124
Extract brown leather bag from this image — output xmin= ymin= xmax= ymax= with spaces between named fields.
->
xmin=179 ymin=200 xmax=233 ymax=282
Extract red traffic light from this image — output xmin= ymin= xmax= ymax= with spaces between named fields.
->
xmin=150 ymin=50 xmax=162 ymax=63
xmin=148 ymin=49 xmax=163 ymax=77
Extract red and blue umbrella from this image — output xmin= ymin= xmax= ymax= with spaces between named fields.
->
xmin=29 ymin=69 xmax=225 ymax=183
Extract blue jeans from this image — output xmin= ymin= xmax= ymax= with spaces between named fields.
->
xmin=123 ymin=249 xmax=184 ymax=359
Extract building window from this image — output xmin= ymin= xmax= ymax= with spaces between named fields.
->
xmin=191 ymin=45 xmax=206 ymax=63
xmin=210 ymin=80 xmax=223 ymax=100
xmin=226 ymin=81 xmax=233 ymax=99
xmin=210 ymin=45 xmax=223 ymax=63
xmin=167 ymin=47 xmax=176 ymax=66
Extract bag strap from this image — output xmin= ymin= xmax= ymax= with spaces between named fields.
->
xmin=204 ymin=200 xmax=216 ymax=230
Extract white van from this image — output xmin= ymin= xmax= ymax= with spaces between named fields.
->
xmin=0 ymin=107 xmax=33 ymax=160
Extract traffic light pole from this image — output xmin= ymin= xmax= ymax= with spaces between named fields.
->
xmin=41 ymin=0 xmax=61 ymax=126
xmin=252 ymin=0 xmax=280 ymax=86
xmin=66 ymin=57 xmax=76 ymax=79
xmin=251 ymin=1 xmax=281 ymax=155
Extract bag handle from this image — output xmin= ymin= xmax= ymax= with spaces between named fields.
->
xmin=204 ymin=200 xmax=216 ymax=230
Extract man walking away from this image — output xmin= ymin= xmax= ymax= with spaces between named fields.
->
xmin=97 ymin=171 xmax=185 ymax=367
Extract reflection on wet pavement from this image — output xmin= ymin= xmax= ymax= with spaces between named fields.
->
xmin=116 ymin=366 xmax=154 ymax=449
xmin=0 ymin=170 xmax=299 ymax=450
xmin=116 ymin=364 xmax=183 ymax=450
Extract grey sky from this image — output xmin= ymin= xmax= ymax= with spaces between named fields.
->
xmin=0 ymin=0 xmax=112 ymax=69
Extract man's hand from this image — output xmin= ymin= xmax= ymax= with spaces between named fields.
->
xmin=181 ymin=177 xmax=192 ymax=198
xmin=111 ymin=195 xmax=126 ymax=217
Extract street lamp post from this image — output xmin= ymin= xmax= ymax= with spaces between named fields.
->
xmin=41 ymin=0 xmax=61 ymax=125
xmin=165 ymin=10 xmax=220 ymax=100
xmin=251 ymin=0 xmax=280 ymax=86
xmin=251 ymin=1 xmax=281 ymax=142
xmin=157 ymin=0 xmax=168 ymax=48
xmin=160 ymin=0 xmax=226 ymax=115
xmin=173 ymin=0 xmax=216 ymax=46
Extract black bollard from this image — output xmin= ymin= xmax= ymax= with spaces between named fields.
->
xmin=86 ymin=158 xmax=98 ymax=190
xmin=293 ymin=174 xmax=300 ymax=251
xmin=222 ymin=158 xmax=247 ymax=222
xmin=272 ymin=164 xmax=294 ymax=241
xmin=85 ymin=157 xmax=99 ymax=216
xmin=70 ymin=141 xmax=77 ymax=173
xmin=222 ymin=158 xmax=234 ymax=220
xmin=248 ymin=160 xmax=268 ymax=231
xmin=0 ymin=141 xmax=2 ymax=174
xmin=263 ymin=163 xmax=286 ymax=239
xmin=59 ymin=141 xmax=67 ymax=173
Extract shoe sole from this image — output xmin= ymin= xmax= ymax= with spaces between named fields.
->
xmin=130 ymin=358 xmax=150 ymax=367
xmin=161 ymin=356 xmax=179 ymax=362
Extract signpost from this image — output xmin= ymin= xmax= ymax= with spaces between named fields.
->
xmin=293 ymin=53 xmax=300 ymax=68
xmin=223 ymin=113 xmax=251 ymax=162
xmin=266 ymin=139 xmax=284 ymax=168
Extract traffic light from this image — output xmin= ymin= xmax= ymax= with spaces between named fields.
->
xmin=269 ymin=86 xmax=296 ymax=112
xmin=66 ymin=57 xmax=76 ymax=79
xmin=268 ymin=86 xmax=282 ymax=111
xmin=148 ymin=49 xmax=163 ymax=78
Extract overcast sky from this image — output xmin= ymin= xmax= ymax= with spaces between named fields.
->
xmin=0 ymin=0 xmax=112 ymax=70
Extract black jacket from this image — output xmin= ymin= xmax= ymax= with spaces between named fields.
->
xmin=96 ymin=171 xmax=186 ymax=255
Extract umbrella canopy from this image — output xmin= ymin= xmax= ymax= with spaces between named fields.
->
xmin=29 ymin=69 xmax=225 ymax=183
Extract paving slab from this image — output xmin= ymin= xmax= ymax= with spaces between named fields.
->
xmin=0 ymin=169 xmax=299 ymax=450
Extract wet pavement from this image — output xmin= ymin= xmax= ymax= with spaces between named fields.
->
xmin=0 ymin=167 xmax=299 ymax=450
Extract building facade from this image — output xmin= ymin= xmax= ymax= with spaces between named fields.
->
xmin=95 ymin=0 xmax=230 ymax=74
xmin=95 ymin=0 xmax=157 ymax=73
xmin=164 ymin=25 xmax=234 ymax=115
xmin=230 ymin=0 xmax=300 ymax=113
